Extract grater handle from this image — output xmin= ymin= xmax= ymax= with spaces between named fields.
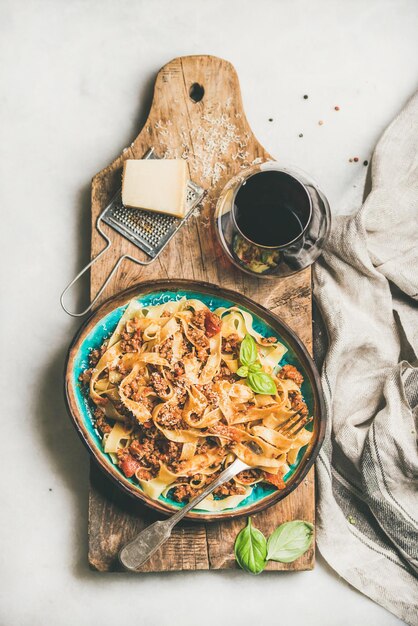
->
xmin=60 ymin=210 xmax=155 ymax=317
xmin=61 ymin=252 xmax=117 ymax=317
xmin=60 ymin=225 xmax=113 ymax=317
xmin=60 ymin=251 xmax=155 ymax=317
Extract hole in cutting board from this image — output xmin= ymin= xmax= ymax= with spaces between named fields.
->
xmin=189 ymin=83 xmax=204 ymax=103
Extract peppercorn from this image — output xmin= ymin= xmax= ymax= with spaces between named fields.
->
xmin=318 ymin=120 xmax=324 ymax=126
xmin=354 ymin=157 xmax=359 ymax=162
xmin=334 ymin=106 xmax=340 ymax=111
xmin=363 ymin=160 xmax=368 ymax=166
xmin=299 ymin=133 xmax=303 ymax=138
xmin=303 ymin=94 xmax=308 ymax=99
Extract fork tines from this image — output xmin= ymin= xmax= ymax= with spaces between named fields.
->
xmin=279 ymin=412 xmax=313 ymax=438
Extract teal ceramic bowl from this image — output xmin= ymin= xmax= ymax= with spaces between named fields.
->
xmin=65 ymin=279 xmax=325 ymax=521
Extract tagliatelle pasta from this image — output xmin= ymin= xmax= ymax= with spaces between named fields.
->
xmin=79 ymin=297 xmax=313 ymax=512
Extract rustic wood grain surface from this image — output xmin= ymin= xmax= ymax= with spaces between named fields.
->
xmin=88 ymin=55 xmax=314 ymax=572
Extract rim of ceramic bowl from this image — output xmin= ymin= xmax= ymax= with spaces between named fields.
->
xmin=64 ymin=279 xmax=326 ymax=522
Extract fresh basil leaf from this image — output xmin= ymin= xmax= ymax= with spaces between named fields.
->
xmin=248 ymin=362 xmax=262 ymax=373
xmin=236 ymin=365 xmax=249 ymax=377
xmin=266 ymin=520 xmax=314 ymax=563
xmin=234 ymin=518 xmax=267 ymax=575
xmin=239 ymin=334 xmax=258 ymax=367
xmin=247 ymin=371 xmax=277 ymax=395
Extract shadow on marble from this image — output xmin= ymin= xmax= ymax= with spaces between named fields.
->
xmin=33 ymin=339 xmax=91 ymax=578
xmin=62 ymin=69 xmax=157 ymax=318
xmin=33 ymin=181 xmax=93 ymax=578
xmin=31 ymin=73 xmax=161 ymax=581
xmin=362 ymin=157 xmax=373 ymax=203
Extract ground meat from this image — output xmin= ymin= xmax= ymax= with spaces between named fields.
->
xmin=89 ymin=349 xmax=101 ymax=367
xmin=113 ymin=402 xmax=135 ymax=424
xmin=213 ymin=479 xmax=246 ymax=497
xmin=128 ymin=436 xmax=160 ymax=473
xmin=209 ymin=423 xmax=241 ymax=442
xmin=125 ymin=316 xmax=143 ymax=332
xmin=133 ymin=389 xmax=154 ymax=409
xmin=222 ymin=333 xmax=241 ymax=354
xmin=158 ymin=440 xmax=182 ymax=464
xmin=123 ymin=372 xmax=150 ymax=398
xmin=78 ymin=347 xmax=105 ymax=385
xmin=141 ymin=395 xmax=154 ymax=411
xmin=192 ymin=309 xmax=206 ymax=330
xmin=117 ymin=361 xmax=129 ymax=375
xmin=88 ymin=342 xmax=108 ymax=367
xmin=123 ymin=378 xmax=154 ymax=409
xmin=157 ymin=403 xmax=183 ymax=429
xmin=158 ymin=337 xmax=174 ymax=361
xmin=173 ymin=360 xmax=185 ymax=377
xmin=138 ymin=421 xmax=159 ymax=438
xmin=151 ymin=372 xmax=170 ymax=397
xmin=129 ymin=439 xmax=145 ymax=458
xmin=120 ymin=328 xmax=142 ymax=353
xmin=289 ymin=390 xmax=309 ymax=417
xmin=196 ymin=440 xmax=213 ymax=455
xmin=214 ymin=365 xmax=239 ymax=383
xmin=187 ymin=325 xmax=210 ymax=350
xmin=93 ymin=408 xmax=112 ymax=434
xmin=165 ymin=361 xmax=185 ymax=383
xmin=278 ymin=364 xmax=304 ymax=387
xmin=198 ymin=383 xmax=219 ymax=407
xmin=171 ymin=484 xmax=194 ymax=502
xmin=170 ymin=473 xmax=246 ymax=503
xmin=136 ymin=468 xmax=153 ymax=481
xmin=173 ymin=380 xmax=188 ymax=406
xmin=78 ymin=368 xmax=94 ymax=386
xmin=196 ymin=347 xmax=208 ymax=362
xmin=236 ymin=468 xmax=261 ymax=484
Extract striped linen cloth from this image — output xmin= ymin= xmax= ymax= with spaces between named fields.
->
xmin=313 ymin=91 xmax=418 ymax=625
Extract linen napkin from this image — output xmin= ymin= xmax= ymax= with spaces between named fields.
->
xmin=313 ymin=91 xmax=418 ymax=625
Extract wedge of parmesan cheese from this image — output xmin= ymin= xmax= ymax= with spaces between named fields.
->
xmin=121 ymin=159 xmax=189 ymax=217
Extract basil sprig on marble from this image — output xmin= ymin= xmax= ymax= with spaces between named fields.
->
xmin=237 ymin=334 xmax=277 ymax=395
xmin=234 ymin=518 xmax=314 ymax=574
xmin=234 ymin=518 xmax=267 ymax=575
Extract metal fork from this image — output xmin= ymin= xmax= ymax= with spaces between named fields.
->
xmin=119 ymin=456 xmax=250 ymax=571
xmin=119 ymin=410 xmax=312 ymax=571
xmin=280 ymin=411 xmax=313 ymax=436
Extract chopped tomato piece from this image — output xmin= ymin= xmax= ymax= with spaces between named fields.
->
xmin=204 ymin=311 xmax=221 ymax=337
xmin=264 ymin=472 xmax=286 ymax=490
xmin=119 ymin=454 xmax=141 ymax=478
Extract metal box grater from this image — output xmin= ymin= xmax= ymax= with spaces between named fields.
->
xmin=102 ymin=180 xmax=205 ymax=258
xmin=61 ymin=148 xmax=206 ymax=317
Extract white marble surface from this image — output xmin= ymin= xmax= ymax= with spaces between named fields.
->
xmin=1 ymin=1 xmax=417 ymax=624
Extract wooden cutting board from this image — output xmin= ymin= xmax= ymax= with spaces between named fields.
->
xmin=88 ymin=55 xmax=314 ymax=572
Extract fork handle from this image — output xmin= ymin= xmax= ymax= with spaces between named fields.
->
xmin=119 ymin=457 xmax=249 ymax=571
xmin=169 ymin=457 xmax=249 ymax=525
